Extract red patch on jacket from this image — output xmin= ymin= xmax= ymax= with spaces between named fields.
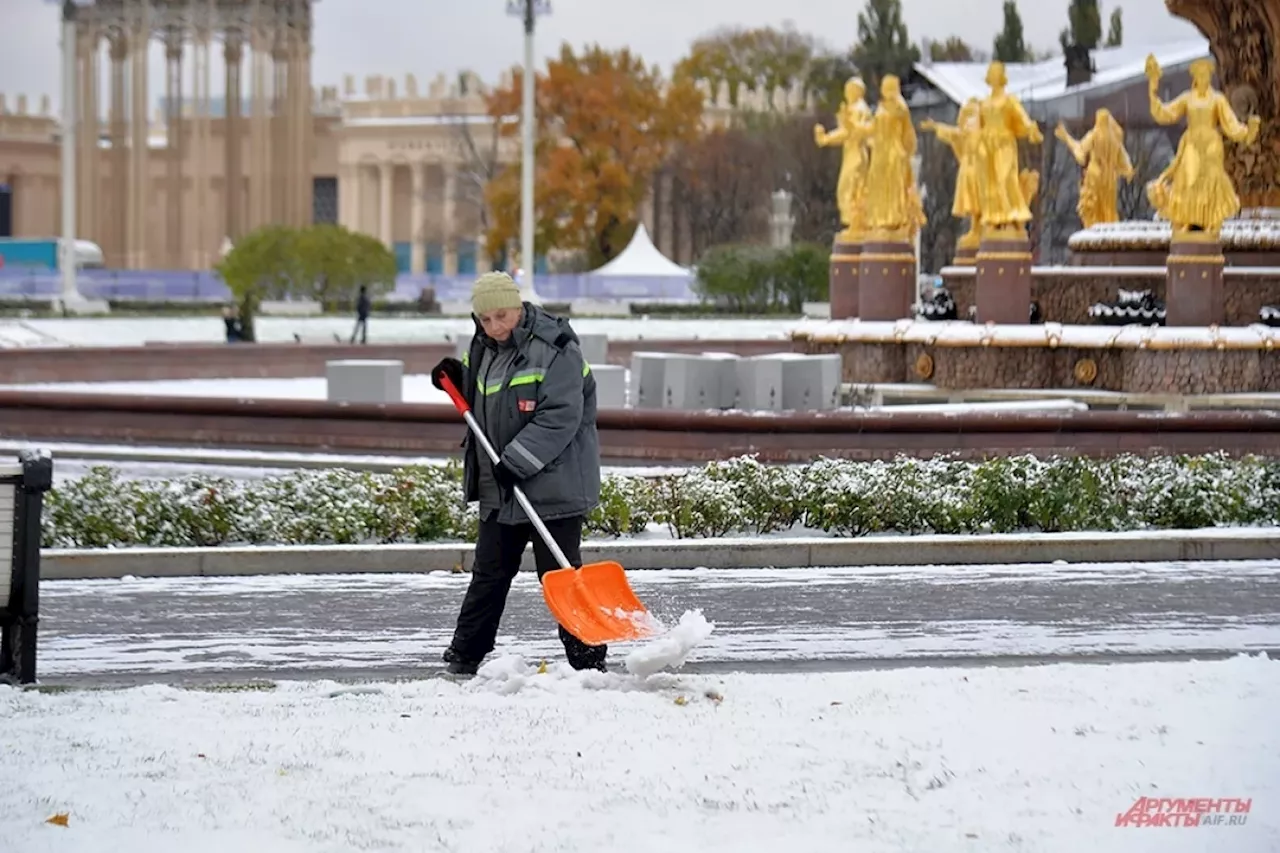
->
xmin=518 ymin=399 xmax=536 ymax=413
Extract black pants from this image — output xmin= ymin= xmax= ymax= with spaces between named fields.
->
xmin=350 ymin=317 xmax=367 ymax=344
xmin=448 ymin=513 xmax=607 ymax=670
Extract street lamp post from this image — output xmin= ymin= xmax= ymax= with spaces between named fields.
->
xmin=506 ymin=0 xmax=549 ymax=303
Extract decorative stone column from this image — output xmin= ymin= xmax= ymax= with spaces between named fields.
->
xmin=165 ymin=32 xmax=184 ymax=269
xmin=191 ymin=16 xmax=211 ymax=268
xmin=128 ymin=10 xmax=149 ymax=269
xmin=294 ymin=35 xmax=313 ymax=227
xmin=248 ymin=21 xmax=269 ymax=230
xmin=271 ymin=33 xmax=289 ymax=224
xmin=77 ymin=26 xmax=100 ymax=248
xmin=1165 ymin=233 xmax=1226 ymax=326
xmin=443 ymin=162 xmax=458 ymax=275
xmin=379 ymin=162 xmax=392 ymax=248
xmin=856 ymin=236 xmax=915 ymax=320
xmin=829 ymin=236 xmax=861 ymax=319
xmin=974 ymin=225 xmax=1034 ymax=324
xmin=223 ymin=32 xmax=244 ymax=241
xmin=108 ymin=30 xmax=128 ymax=268
xmin=410 ymin=161 xmax=425 ymax=273
xmin=351 ymin=163 xmax=363 ymax=233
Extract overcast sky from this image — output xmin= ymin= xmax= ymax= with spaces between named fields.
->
xmin=2 ymin=0 xmax=1201 ymax=110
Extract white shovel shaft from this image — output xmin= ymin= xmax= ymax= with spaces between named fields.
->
xmin=461 ymin=408 xmax=572 ymax=570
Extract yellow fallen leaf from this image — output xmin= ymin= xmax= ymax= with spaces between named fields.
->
xmin=674 ymin=696 xmax=688 ymax=706
xmin=537 ymin=660 xmax=547 ymax=674
xmin=46 ymin=813 xmax=69 ymax=827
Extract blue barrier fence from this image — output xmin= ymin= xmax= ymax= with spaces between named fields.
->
xmin=0 ymin=270 xmax=698 ymax=303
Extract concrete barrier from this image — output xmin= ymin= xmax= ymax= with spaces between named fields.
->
xmin=590 ymin=363 xmax=627 ymax=408
xmin=38 ymin=527 xmax=1280 ymax=580
xmin=326 ymin=359 xmax=403 ymax=404
xmin=663 ymin=353 xmax=739 ymax=410
xmin=629 ymin=352 xmax=678 ymax=409
xmin=577 ymin=333 xmax=608 ymax=365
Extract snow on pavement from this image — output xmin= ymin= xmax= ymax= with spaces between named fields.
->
xmin=2 ymin=654 xmax=1275 ymax=852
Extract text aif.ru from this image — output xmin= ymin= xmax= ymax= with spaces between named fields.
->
xmin=1116 ymin=797 xmax=1252 ymax=828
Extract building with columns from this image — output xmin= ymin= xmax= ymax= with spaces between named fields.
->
xmin=337 ymin=71 xmax=517 ymax=276
xmin=0 ymin=1 xmax=815 ymax=273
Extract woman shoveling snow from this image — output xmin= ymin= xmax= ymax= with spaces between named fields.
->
xmin=431 ymin=272 xmax=697 ymax=677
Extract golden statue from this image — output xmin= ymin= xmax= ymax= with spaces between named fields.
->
xmin=1054 ymin=108 xmax=1136 ymax=228
xmin=1144 ymin=54 xmax=1262 ymax=238
xmin=814 ymin=77 xmax=873 ymax=242
xmin=975 ymin=60 xmax=1043 ymax=234
xmin=856 ymin=74 xmax=926 ymax=242
xmin=920 ymin=98 xmax=983 ymax=251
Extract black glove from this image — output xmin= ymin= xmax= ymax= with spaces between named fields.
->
xmin=430 ymin=357 xmax=464 ymax=392
xmin=493 ymin=460 xmax=520 ymax=495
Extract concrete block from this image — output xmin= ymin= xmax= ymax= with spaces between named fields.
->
xmin=662 ymin=353 xmax=739 ymax=410
xmin=780 ymin=353 xmax=841 ymax=411
xmin=576 ymin=333 xmax=609 ymax=365
xmin=589 ymin=363 xmax=627 ymax=408
xmin=326 ymin=359 xmax=403 ymax=404
xmin=629 ymin=352 xmax=679 ymax=409
xmin=732 ymin=355 xmax=786 ymax=412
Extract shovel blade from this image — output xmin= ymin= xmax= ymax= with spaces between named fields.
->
xmin=541 ymin=561 xmax=658 ymax=646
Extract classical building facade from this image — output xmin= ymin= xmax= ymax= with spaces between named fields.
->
xmin=0 ymin=2 xmax=814 ymax=273
xmin=1 ymin=0 xmax=318 ymax=271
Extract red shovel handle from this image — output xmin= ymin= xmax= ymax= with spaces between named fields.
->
xmin=439 ymin=373 xmax=470 ymax=414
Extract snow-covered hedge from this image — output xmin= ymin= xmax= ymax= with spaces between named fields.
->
xmin=41 ymin=453 xmax=1280 ymax=549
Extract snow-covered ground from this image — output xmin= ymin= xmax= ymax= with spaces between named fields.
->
xmin=0 ymin=315 xmax=800 ymax=348
xmin=2 ymin=654 xmax=1275 ymax=852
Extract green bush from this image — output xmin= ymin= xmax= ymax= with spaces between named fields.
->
xmin=692 ymin=242 xmax=829 ymax=314
xmin=39 ymin=453 xmax=1280 ymax=549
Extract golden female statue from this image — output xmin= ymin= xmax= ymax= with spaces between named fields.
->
xmin=920 ymin=98 xmax=983 ymax=250
xmin=857 ymin=74 xmax=926 ymax=241
xmin=814 ymin=77 xmax=873 ymax=241
xmin=1055 ymin=108 xmax=1136 ymax=228
xmin=1144 ymin=55 xmax=1262 ymax=237
xmin=975 ymin=61 xmax=1043 ymax=233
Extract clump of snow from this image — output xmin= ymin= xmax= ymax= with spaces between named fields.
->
xmin=624 ymin=609 xmax=715 ymax=677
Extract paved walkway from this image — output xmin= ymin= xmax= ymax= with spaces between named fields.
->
xmin=33 ymin=560 xmax=1280 ymax=686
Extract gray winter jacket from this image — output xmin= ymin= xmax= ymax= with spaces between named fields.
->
xmin=460 ymin=303 xmax=602 ymax=525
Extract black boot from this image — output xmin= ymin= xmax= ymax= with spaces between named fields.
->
xmin=442 ymin=646 xmax=480 ymax=676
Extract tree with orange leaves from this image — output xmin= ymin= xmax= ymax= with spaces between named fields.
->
xmin=483 ymin=44 xmax=704 ymax=268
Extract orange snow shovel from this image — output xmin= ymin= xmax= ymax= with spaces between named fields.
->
xmin=438 ymin=374 xmax=658 ymax=646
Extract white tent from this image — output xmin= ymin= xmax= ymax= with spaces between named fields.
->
xmin=591 ymin=223 xmax=691 ymax=277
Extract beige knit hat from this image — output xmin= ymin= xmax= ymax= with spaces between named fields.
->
xmin=471 ymin=271 xmax=523 ymax=315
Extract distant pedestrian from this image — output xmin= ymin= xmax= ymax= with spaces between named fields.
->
xmin=351 ymin=285 xmax=371 ymax=344
xmin=222 ymin=304 xmax=242 ymax=343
